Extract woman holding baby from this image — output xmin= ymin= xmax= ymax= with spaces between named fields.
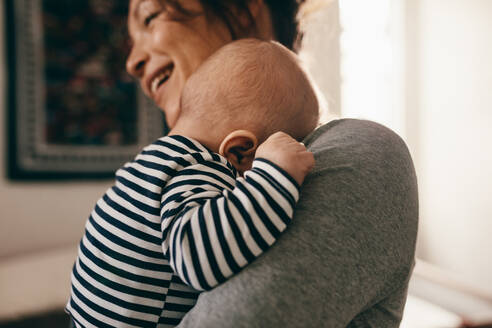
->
xmin=68 ymin=0 xmax=418 ymax=327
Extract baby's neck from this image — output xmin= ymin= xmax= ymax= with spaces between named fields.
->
xmin=168 ymin=122 xmax=221 ymax=154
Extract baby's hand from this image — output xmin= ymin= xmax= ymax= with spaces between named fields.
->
xmin=255 ymin=131 xmax=315 ymax=186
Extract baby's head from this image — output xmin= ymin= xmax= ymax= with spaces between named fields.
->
xmin=171 ymin=38 xmax=319 ymax=170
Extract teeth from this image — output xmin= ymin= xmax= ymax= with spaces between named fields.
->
xmin=151 ymin=68 xmax=172 ymax=94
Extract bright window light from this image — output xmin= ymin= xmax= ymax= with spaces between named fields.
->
xmin=339 ymin=0 xmax=405 ymax=137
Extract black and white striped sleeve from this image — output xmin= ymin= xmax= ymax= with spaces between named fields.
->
xmin=160 ymin=151 xmax=300 ymax=291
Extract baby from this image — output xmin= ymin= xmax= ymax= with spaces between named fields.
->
xmin=171 ymin=39 xmax=318 ymax=182
xmin=67 ymin=39 xmax=319 ymax=327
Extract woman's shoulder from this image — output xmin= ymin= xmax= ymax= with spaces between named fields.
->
xmin=305 ymin=118 xmax=406 ymax=152
xmin=297 ymin=119 xmax=418 ymax=325
xmin=304 ymin=118 xmax=415 ymax=175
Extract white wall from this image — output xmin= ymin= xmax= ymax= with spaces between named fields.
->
xmin=409 ymin=0 xmax=492 ymax=292
xmin=0 ymin=0 xmax=112 ymax=318
xmin=334 ymin=0 xmax=492 ymax=294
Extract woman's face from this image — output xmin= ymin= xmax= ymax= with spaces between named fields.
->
xmin=127 ymin=0 xmax=233 ymax=128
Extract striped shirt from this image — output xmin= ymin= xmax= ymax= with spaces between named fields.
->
xmin=66 ymin=135 xmax=300 ymax=328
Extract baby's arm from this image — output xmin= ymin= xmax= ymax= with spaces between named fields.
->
xmin=161 ymin=133 xmax=314 ymax=291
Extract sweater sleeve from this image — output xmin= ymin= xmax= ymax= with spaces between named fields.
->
xmin=160 ymin=156 xmax=300 ymax=291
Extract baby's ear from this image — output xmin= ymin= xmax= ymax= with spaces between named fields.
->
xmin=219 ymin=130 xmax=258 ymax=175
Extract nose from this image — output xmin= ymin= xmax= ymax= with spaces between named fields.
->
xmin=126 ymin=45 xmax=148 ymax=78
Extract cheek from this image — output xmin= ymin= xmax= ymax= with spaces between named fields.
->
xmin=152 ymin=22 xmax=180 ymax=52
xmin=153 ymin=24 xmax=201 ymax=73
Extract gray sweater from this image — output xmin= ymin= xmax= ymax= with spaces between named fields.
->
xmin=177 ymin=119 xmax=419 ymax=327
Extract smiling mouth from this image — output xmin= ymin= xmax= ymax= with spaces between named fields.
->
xmin=151 ymin=64 xmax=174 ymax=96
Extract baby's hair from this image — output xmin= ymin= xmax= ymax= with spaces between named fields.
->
xmin=180 ymin=39 xmax=319 ymax=143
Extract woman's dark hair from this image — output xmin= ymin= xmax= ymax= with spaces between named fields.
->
xmin=163 ymin=0 xmax=306 ymax=53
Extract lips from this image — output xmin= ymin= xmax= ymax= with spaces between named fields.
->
xmin=148 ymin=63 xmax=174 ymax=98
